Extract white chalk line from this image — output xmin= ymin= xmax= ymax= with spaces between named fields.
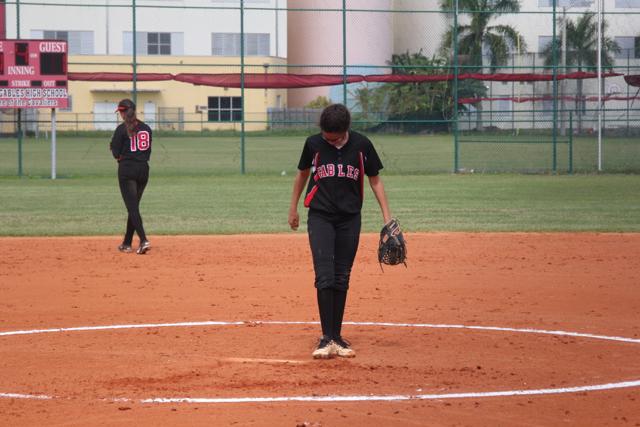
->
xmin=1 ymin=320 xmax=639 ymax=404
xmin=0 ymin=393 xmax=52 ymax=400
xmin=140 ymin=379 xmax=640 ymax=403
xmin=2 ymin=320 xmax=640 ymax=344
xmin=220 ymin=357 xmax=307 ymax=365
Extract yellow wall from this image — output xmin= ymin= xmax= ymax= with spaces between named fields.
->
xmin=60 ymin=55 xmax=288 ymax=131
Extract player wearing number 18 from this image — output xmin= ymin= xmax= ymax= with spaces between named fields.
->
xmin=110 ymin=99 xmax=152 ymax=255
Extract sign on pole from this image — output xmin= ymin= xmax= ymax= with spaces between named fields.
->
xmin=0 ymin=39 xmax=68 ymax=109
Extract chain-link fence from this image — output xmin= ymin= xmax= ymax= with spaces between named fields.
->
xmin=0 ymin=0 xmax=638 ymax=177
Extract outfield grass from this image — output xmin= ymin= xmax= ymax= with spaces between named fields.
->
xmin=2 ymin=133 xmax=639 ymax=177
xmin=0 ymin=174 xmax=638 ymax=236
xmin=0 ymin=134 xmax=454 ymax=177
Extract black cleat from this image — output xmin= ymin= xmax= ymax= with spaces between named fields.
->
xmin=118 ymin=244 xmax=133 ymax=253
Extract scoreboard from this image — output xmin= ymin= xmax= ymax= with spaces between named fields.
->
xmin=0 ymin=39 xmax=68 ymax=109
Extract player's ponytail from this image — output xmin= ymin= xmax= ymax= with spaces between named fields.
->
xmin=116 ymin=99 xmax=138 ymax=137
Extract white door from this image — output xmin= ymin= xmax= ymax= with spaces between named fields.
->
xmin=143 ymin=102 xmax=156 ymax=130
xmin=94 ymin=102 xmax=118 ymax=131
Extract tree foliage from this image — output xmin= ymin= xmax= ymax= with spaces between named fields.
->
xmin=540 ymin=12 xmax=620 ymax=131
xmin=439 ymin=0 xmax=527 ymax=72
xmin=540 ymin=12 xmax=620 ymax=71
xmin=304 ymin=96 xmax=331 ymax=109
xmin=351 ymin=51 xmax=454 ymax=132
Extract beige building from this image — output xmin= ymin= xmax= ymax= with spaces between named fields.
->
xmin=49 ymin=55 xmax=287 ymax=132
xmin=2 ymin=0 xmax=638 ymax=132
xmin=3 ymin=0 xmax=288 ymax=132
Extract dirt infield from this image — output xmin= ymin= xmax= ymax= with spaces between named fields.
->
xmin=1 ymin=233 xmax=639 ymax=426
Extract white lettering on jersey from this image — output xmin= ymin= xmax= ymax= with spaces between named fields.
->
xmin=314 ymin=163 xmax=359 ymax=182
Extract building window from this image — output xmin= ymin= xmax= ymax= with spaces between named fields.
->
xmin=538 ymin=0 xmax=593 ymax=6
xmin=495 ymin=99 xmax=513 ymax=119
xmin=212 ymin=33 xmax=270 ymax=56
xmin=538 ymin=35 xmax=554 ymax=53
xmin=123 ymin=32 xmax=183 ymax=56
xmin=211 ymin=0 xmax=270 ymax=3
xmin=36 ymin=30 xmax=94 ymax=55
xmin=615 ymin=36 xmax=640 ymax=59
xmin=61 ymin=95 xmax=72 ymax=112
xmin=148 ymin=32 xmax=171 ymax=55
xmin=208 ymin=96 xmax=243 ymax=122
xmin=44 ymin=30 xmax=68 ymax=42
xmin=615 ymin=0 xmax=640 ymax=7
xmin=542 ymin=98 xmax=554 ymax=117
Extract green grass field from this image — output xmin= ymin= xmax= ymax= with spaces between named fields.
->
xmin=1 ymin=174 xmax=638 ymax=236
xmin=1 ymin=133 xmax=639 ymax=177
xmin=1 ymin=134 xmax=638 ymax=236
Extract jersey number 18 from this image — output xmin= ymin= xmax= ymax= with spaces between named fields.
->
xmin=129 ymin=131 xmax=150 ymax=152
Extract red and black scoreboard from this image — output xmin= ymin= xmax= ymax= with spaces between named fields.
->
xmin=0 ymin=39 xmax=68 ymax=109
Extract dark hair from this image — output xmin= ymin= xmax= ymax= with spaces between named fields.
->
xmin=319 ymin=104 xmax=351 ymax=133
xmin=117 ymin=99 xmax=138 ymax=136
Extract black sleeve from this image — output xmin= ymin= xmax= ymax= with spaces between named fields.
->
xmin=363 ymin=140 xmax=384 ymax=177
xmin=110 ymin=126 xmax=123 ymax=159
xmin=143 ymin=123 xmax=153 ymax=156
xmin=149 ymin=126 xmax=153 ymax=155
xmin=297 ymin=138 xmax=314 ymax=170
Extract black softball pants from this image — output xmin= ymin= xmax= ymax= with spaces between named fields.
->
xmin=118 ymin=160 xmax=149 ymax=245
xmin=307 ymin=209 xmax=361 ymax=340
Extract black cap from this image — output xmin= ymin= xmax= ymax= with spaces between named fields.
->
xmin=115 ymin=98 xmax=136 ymax=112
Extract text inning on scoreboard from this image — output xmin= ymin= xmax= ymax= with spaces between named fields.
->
xmin=0 ymin=39 xmax=68 ymax=109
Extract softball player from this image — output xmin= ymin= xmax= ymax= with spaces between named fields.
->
xmin=288 ymin=104 xmax=392 ymax=359
xmin=110 ymin=99 xmax=152 ymax=255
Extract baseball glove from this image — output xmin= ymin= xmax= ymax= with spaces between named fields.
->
xmin=378 ymin=218 xmax=407 ymax=268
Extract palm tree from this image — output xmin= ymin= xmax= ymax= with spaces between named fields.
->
xmin=350 ymin=51 xmax=453 ymax=133
xmin=439 ymin=0 xmax=527 ymax=130
xmin=541 ymin=12 xmax=620 ymax=132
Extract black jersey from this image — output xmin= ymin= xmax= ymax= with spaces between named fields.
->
xmin=297 ymin=130 xmax=383 ymax=215
xmin=110 ymin=121 xmax=153 ymax=162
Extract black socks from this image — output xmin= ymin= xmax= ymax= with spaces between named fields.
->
xmin=317 ymin=288 xmax=348 ymax=340
xmin=332 ymin=289 xmax=347 ymax=339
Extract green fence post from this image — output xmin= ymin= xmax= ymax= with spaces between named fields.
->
xmin=627 ymin=51 xmax=630 ymax=136
xmin=453 ymin=0 xmax=460 ymax=173
xmin=16 ymin=0 xmax=22 ymax=177
xmin=342 ymin=0 xmax=347 ymax=106
xmin=132 ymin=0 xmax=137 ymax=105
xmin=532 ymin=55 xmax=536 ymax=130
xmin=240 ymin=0 xmax=246 ymax=174
xmin=569 ymin=112 xmax=573 ymax=174
xmin=551 ymin=0 xmax=558 ymax=174
xmin=17 ymin=110 xmax=22 ymax=177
